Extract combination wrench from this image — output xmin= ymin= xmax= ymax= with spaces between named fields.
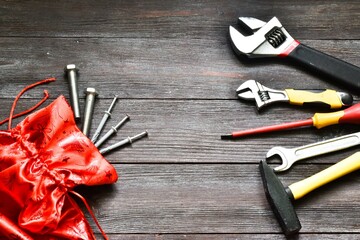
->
xmin=266 ymin=132 xmax=360 ymax=172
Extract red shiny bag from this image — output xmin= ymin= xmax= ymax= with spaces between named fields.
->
xmin=0 ymin=79 xmax=118 ymax=239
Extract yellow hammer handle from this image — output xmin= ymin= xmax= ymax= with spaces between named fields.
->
xmin=288 ymin=151 xmax=360 ymax=200
xmin=285 ymin=89 xmax=343 ymax=109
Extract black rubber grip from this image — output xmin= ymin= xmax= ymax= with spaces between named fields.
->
xmin=287 ymin=43 xmax=360 ymax=91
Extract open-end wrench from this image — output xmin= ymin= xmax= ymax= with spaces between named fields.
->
xmin=237 ymin=80 xmax=352 ymax=111
xmin=266 ymin=132 xmax=360 ymax=172
xmin=229 ymin=17 xmax=360 ymax=91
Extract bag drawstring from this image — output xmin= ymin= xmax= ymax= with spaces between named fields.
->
xmin=70 ymin=191 xmax=109 ymax=240
xmin=0 ymin=78 xmax=56 ymax=130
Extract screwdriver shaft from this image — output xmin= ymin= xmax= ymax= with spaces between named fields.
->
xmin=91 ymin=96 xmax=118 ymax=143
xmin=94 ymin=115 xmax=130 ymax=148
xmin=221 ymin=118 xmax=313 ymax=139
xmin=99 ymin=131 xmax=148 ymax=154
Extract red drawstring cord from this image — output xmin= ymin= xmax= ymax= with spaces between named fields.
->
xmin=2 ymin=78 xmax=56 ymax=130
xmin=0 ymin=90 xmax=50 ymax=127
xmin=69 ymin=191 xmax=109 ymax=240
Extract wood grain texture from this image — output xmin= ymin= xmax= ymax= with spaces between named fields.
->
xmin=0 ymin=0 xmax=359 ymax=238
xmin=80 ymin=164 xmax=360 ymax=234
xmin=0 ymin=0 xmax=359 ymax=39
xmin=96 ymin=234 xmax=360 ymax=240
xmin=0 ymin=38 xmax=359 ymax=99
xmin=1 ymin=98 xmax=359 ymax=164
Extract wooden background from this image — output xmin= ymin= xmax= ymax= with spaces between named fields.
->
xmin=1 ymin=0 xmax=360 ymax=239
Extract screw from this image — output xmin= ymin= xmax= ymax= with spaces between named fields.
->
xmin=94 ymin=114 xmax=130 ymax=148
xmin=82 ymin=87 xmax=98 ymax=136
xmin=91 ymin=95 xmax=118 ymax=143
xmin=99 ymin=131 xmax=148 ymax=154
xmin=64 ymin=64 xmax=81 ymax=120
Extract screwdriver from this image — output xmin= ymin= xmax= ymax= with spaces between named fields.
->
xmin=99 ymin=131 xmax=148 ymax=154
xmin=221 ymin=102 xmax=360 ymax=139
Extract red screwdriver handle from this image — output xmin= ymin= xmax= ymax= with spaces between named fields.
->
xmin=340 ymin=103 xmax=360 ymax=124
xmin=312 ymin=103 xmax=360 ymax=129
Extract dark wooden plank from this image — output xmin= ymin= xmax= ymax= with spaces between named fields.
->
xmin=0 ymin=0 xmax=359 ymax=39
xmin=95 ymin=233 xmax=360 ymax=239
xmin=79 ymin=164 xmax=360 ymax=233
xmin=1 ymin=99 xmax=359 ymax=164
xmin=0 ymin=38 xmax=359 ymax=99
xmin=1 ymin=1 xmax=360 ymax=237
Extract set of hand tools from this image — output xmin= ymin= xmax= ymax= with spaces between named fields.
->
xmin=64 ymin=64 xmax=147 ymax=153
xmin=225 ymin=16 xmax=360 ymax=235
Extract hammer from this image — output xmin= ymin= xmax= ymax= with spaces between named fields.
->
xmin=259 ymin=151 xmax=360 ymax=235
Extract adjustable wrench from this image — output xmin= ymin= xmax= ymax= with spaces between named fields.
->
xmin=237 ymin=80 xmax=352 ymax=110
xmin=229 ymin=17 xmax=360 ymax=91
xmin=266 ymin=132 xmax=360 ymax=172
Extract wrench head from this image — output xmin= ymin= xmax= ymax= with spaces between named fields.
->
xmin=229 ymin=17 xmax=296 ymax=58
xmin=266 ymin=146 xmax=293 ymax=172
xmin=236 ymin=80 xmax=265 ymax=110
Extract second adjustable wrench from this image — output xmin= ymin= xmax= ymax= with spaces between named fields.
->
xmin=229 ymin=17 xmax=360 ymax=91
xmin=267 ymin=131 xmax=360 ymax=172
xmin=237 ymin=80 xmax=352 ymax=110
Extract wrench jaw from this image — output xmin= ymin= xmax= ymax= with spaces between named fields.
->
xmin=237 ymin=80 xmax=266 ymax=110
xmin=266 ymin=147 xmax=293 ymax=172
xmin=237 ymin=80 xmax=289 ymax=110
xmin=230 ymin=17 xmax=297 ymax=58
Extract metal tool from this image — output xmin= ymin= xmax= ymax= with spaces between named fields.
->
xmin=64 ymin=64 xmax=81 ymax=120
xmin=94 ymin=115 xmax=130 ymax=148
xmin=91 ymin=95 xmax=118 ymax=143
xmin=237 ymin=80 xmax=353 ymax=110
xmin=221 ymin=102 xmax=360 ymax=139
xmin=229 ymin=17 xmax=360 ymax=90
xmin=82 ymin=87 xmax=98 ymax=136
xmin=99 ymin=131 xmax=148 ymax=154
xmin=260 ymin=152 xmax=360 ymax=235
xmin=267 ymin=132 xmax=360 ymax=172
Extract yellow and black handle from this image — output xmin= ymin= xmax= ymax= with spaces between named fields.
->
xmin=287 ymin=151 xmax=360 ymax=200
xmin=285 ymin=89 xmax=353 ymax=109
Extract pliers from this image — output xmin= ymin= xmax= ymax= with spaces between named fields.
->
xmin=237 ymin=80 xmax=353 ymax=111
xmin=229 ymin=17 xmax=360 ymax=91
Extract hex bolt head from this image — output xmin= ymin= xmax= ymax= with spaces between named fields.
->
xmin=64 ymin=64 xmax=81 ymax=120
xmin=64 ymin=64 xmax=78 ymax=71
xmin=85 ymin=87 xmax=98 ymax=95
xmin=82 ymin=87 xmax=98 ymax=137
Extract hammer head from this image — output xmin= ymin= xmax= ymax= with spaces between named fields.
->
xmin=259 ymin=160 xmax=301 ymax=235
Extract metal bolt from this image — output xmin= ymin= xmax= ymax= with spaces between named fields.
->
xmin=91 ymin=95 xmax=118 ymax=143
xmin=82 ymin=87 xmax=98 ymax=136
xmin=99 ymin=131 xmax=148 ymax=154
xmin=94 ymin=114 xmax=130 ymax=148
xmin=64 ymin=64 xmax=81 ymax=120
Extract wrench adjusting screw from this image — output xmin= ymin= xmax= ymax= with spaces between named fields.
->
xmin=82 ymin=87 xmax=98 ymax=137
xmin=94 ymin=114 xmax=130 ymax=148
xmin=99 ymin=131 xmax=148 ymax=154
xmin=91 ymin=95 xmax=118 ymax=143
xmin=64 ymin=64 xmax=81 ymax=120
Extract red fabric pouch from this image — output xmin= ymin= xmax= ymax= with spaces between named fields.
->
xmin=0 ymin=79 xmax=118 ymax=239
